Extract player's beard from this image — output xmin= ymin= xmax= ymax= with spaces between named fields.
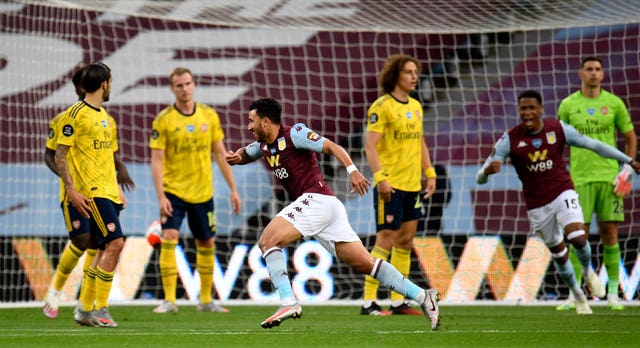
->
xmin=103 ymin=85 xmax=111 ymax=102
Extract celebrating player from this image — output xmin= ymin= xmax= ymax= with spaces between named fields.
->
xmin=477 ymin=90 xmax=639 ymax=314
xmin=226 ymin=97 xmax=440 ymax=330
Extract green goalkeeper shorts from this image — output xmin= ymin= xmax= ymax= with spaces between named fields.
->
xmin=575 ymin=182 xmax=624 ymax=224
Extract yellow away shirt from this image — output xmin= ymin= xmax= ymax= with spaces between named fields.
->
xmin=366 ymin=94 xmax=424 ymax=191
xmin=149 ymin=103 xmax=224 ymax=203
xmin=56 ymin=101 xmax=120 ymax=203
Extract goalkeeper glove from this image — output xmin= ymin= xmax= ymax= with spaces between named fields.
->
xmin=612 ymin=163 xmax=634 ymax=197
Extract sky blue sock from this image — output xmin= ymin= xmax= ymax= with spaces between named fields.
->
xmin=573 ymin=242 xmax=592 ymax=274
xmin=554 ymin=260 xmax=578 ymax=289
xmin=374 ymin=260 xmax=422 ymax=301
xmin=264 ymin=248 xmax=296 ymax=305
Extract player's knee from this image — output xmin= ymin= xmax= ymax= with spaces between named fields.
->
xmin=105 ymin=237 xmax=125 ymax=253
xmin=566 ymin=230 xmax=587 ymax=248
xmin=71 ymin=234 xmax=91 ymax=251
xmin=258 ymin=235 xmax=277 ymax=253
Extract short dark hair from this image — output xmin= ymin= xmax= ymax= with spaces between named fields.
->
xmin=517 ymin=90 xmax=542 ymax=105
xmin=249 ymin=98 xmax=282 ymax=124
xmin=580 ymin=56 xmax=602 ymax=68
xmin=80 ymin=62 xmax=111 ymax=93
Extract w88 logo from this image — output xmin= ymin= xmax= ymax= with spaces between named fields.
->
xmin=273 ymin=167 xmax=289 ymax=179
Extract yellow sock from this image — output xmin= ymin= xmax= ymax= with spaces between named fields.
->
xmin=94 ymin=266 xmax=114 ymax=310
xmin=159 ymin=240 xmax=178 ymax=303
xmin=390 ymin=247 xmax=412 ymax=302
xmin=197 ymin=246 xmax=215 ymax=304
xmin=363 ymin=246 xmax=390 ymax=301
xmin=79 ymin=267 xmax=96 ymax=312
xmin=53 ymin=243 xmax=83 ymax=291
xmin=83 ymin=249 xmax=97 ymax=274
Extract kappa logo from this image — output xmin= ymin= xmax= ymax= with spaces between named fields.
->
xmin=517 ymin=141 xmax=527 ymax=148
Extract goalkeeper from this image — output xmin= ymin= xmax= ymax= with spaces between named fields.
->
xmin=557 ymin=56 xmax=637 ymax=311
xmin=477 ymin=90 xmax=640 ymax=314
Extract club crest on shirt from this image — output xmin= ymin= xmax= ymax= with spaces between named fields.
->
xmin=405 ymin=111 xmax=412 ymax=119
xmin=546 ymin=131 xmax=556 ymax=145
xmin=278 ymin=137 xmax=286 ymax=151
xmin=600 ymin=107 xmax=608 ymax=115
xmin=369 ymin=113 xmax=378 ymax=124
xmin=532 ymin=138 xmax=542 ymax=148
xmin=587 ymin=107 xmax=596 ymax=116
xmin=186 ymin=124 xmax=195 ymax=133
xmin=101 ymin=120 xmax=107 ymax=128
xmin=307 ymin=131 xmax=321 ymax=142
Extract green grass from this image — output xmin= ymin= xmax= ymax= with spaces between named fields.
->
xmin=1 ymin=304 xmax=639 ymax=347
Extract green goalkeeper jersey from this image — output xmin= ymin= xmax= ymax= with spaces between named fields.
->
xmin=558 ymin=90 xmax=634 ymax=186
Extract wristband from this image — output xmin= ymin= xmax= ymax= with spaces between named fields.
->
xmin=373 ymin=170 xmax=387 ymax=183
xmin=424 ymin=167 xmax=437 ymax=179
xmin=346 ymin=164 xmax=358 ymax=174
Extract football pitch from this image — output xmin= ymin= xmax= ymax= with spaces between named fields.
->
xmin=1 ymin=304 xmax=638 ymax=347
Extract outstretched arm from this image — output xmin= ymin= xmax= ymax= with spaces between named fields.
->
xmin=322 ymin=139 xmax=370 ymax=196
xmin=563 ymin=122 xmax=637 ymax=168
xmin=225 ymin=146 xmax=255 ymax=166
